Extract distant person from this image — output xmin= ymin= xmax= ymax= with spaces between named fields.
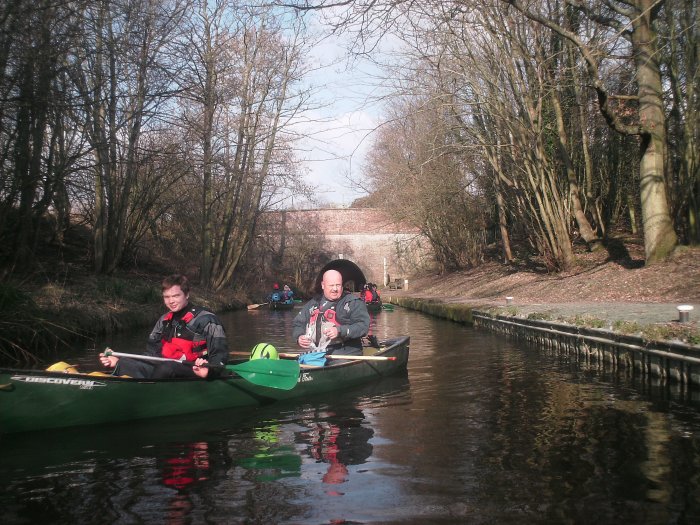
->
xmin=292 ymin=269 xmax=369 ymax=356
xmin=282 ymin=284 xmax=294 ymax=303
xmin=370 ymin=283 xmax=381 ymax=303
xmin=99 ymin=274 xmax=228 ymax=378
xmin=269 ymin=283 xmax=282 ymax=303
xmin=362 ymin=283 xmax=380 ymax=304
xmin=362 ymin=283 xmax=373 ymax=303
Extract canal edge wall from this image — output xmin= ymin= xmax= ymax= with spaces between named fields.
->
xmin=387 ymin=296 xmax=700 ymax=387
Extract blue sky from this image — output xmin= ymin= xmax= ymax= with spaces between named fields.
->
xmin=290 ymin=25 xmax=390 ymax=208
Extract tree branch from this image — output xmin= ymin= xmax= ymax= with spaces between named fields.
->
xmin=503 ymin=0 xmax=642 ymax=137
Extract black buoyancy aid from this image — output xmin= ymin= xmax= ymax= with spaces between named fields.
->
xmin=308 ymin=303 xmax=341 ymax=347
xmin=160 ymin=309 xmax=207 ymax=361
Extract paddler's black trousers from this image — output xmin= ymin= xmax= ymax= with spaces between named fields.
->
xmin=115 ymin=358 xmax=198 ymax=379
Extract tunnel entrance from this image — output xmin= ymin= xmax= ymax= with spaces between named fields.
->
xmin=314 ymin=260 xmax=367 ymax=293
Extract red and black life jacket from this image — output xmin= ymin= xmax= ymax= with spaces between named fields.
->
xmin=160 ymin=310 xmax=207 ymax=361
xmin=308 ymin=304 xmax=342 ymax=347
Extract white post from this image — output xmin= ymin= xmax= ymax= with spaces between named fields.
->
xmin=677 ymin=305 xmax=693 ymax=323
xmin=383 ymin=257 xmax=387 ymax=286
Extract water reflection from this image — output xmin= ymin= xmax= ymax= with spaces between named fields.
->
xmin=161 ymin=441 xmax=211 ymax=490
xmin=234 ymin=404 xmax=378 ymax=497
xmin=3 ymin=308 xmax=700 ymax=524
xmin=237 ymin=421 xmax=303 ymax=483
xmin=300 ymin=407 xmax=373 ymax=490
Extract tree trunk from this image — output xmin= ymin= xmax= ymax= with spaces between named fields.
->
xmin=494 ymin=176 xmax=513 ymax=264
xmin=551 ymin=87 xmax=601 ymax=250
xmin=200 ymin=72 xmax=215 ymax=287
xmin=632 ymin=0 xmax=678 ymax=262
xmin=488 ymin=137 xmax=513 ymax=263
xmin=91 ymin=2 xmax=109 ymax=274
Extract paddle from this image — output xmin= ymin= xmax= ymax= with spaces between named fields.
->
xmin=229 ymin=351 xmax=396 ymax=362
xmin=247 ymin=302 xmax=269 ymax=310
xmin=103 ymin=350 xmax=299 ymax=390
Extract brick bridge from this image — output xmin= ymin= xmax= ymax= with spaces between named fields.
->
xmin=266 ymin=208 xmax=431 ymax=291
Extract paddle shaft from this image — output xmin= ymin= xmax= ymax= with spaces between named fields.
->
xmin=104 ymin=350 xmax=301 ymax=390
xmin=229 ymin=351 xmax=396 ymax=361
xmin=105 ymin=350 xmax=203 ymax=367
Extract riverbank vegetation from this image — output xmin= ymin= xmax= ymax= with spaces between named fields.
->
xmin=1 ymin=1 xmax=697 ymax=362
xmin=346 ymin=0 xmax=697 ymax=272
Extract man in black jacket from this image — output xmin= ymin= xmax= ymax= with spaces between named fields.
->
xmin=292 ymin=269 xmax=369 ymax=356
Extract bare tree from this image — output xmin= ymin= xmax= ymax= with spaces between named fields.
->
xmin=363 ymin=93 xmax=489 ymax=272
xmin=71 ymin=0 xmax=188 ymax=274
xmin=367 ymin=4 xmax=578 ymax=268
xmin=659 ymin=0 xmax=699 ymax=244
xmin=0 ymin=0 xmax=83 ymax=270
xmin=503 ymin=0 xmax=679 ymax=262
xmin=176 ymin=3 xmax=310 ymax=290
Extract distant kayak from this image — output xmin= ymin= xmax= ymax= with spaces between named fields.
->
xmin=269 ymin=300 xmax=295 ymax=311
xmin=365 ymin=301 xmax=383 ymax=313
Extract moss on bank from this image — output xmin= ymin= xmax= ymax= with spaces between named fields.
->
xmin=388 ymin=296 xmax=700 ymax=347
xmin=390 ymin=296 xmax=476 ymax=324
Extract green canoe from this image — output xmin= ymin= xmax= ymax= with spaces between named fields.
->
xmin=0 ymin=336 xmax=409 ymax=434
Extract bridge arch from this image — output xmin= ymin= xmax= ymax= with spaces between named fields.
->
xmin=260 ymin=208 xmax=432 ymax=293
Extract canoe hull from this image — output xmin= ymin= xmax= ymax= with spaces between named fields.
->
xmin=0 ymin=336 xmax=409 ymax=434
xmin=269 ymin=301 xmax=295 ymax=310
xmin=365 ymin=302 xmax=383 ymax=313
xmin=274 ymin=336 xmax=409 ymax=400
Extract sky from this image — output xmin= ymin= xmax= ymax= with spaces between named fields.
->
xmin=288 ymin=22 xmax=391 ymax=209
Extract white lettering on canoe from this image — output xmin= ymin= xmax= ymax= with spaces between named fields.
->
xmin=11 ymin=375 xmax=107 ymax=390
xmin=299 ymin=372 xmax=313 ymax=383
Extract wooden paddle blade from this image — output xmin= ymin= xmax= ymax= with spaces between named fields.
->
xmin=226 ymin=359 xmax=300 ymax=390
xmin=248 ymin=303 xmax=270 ymax=310
xmin=247 ymin=302 xmax=269 ymax=310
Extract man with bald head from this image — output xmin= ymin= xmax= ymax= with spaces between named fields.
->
xmin=292 ymin=269 xmax=370 ymax=357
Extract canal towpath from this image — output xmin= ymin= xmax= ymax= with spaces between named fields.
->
xmin=384 ymin=249 xmax=700 ymax=344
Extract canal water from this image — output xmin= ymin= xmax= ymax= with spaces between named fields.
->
xmin=2 ymin=306 xmax=700 ymax=524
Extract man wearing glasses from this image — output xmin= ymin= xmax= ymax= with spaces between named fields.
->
xmin=292 ymin=269 xmax=370 ymax=357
